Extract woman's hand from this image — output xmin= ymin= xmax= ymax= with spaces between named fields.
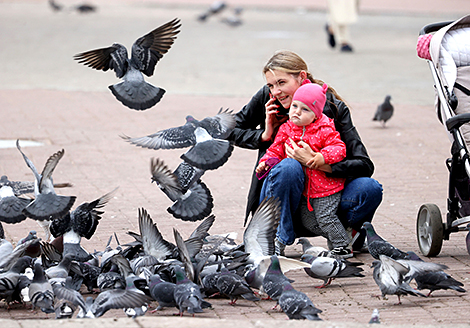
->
xmin=261 ymin=95 xmax=286 ymax=142
xmin=286 ymin=139 xmax=332 ymax=172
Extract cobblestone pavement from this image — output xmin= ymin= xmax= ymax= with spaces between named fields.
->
xmin=1 ymin=0 xmax=470 ymax=326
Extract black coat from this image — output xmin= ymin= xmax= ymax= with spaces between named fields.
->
xmin=228 ymin=85 xmax=375 ymax=221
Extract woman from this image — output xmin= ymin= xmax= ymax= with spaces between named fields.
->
xmin=229 ymin=50 xmax=382 ymax=255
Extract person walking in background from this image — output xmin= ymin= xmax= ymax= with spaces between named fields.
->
xmin=325 ymin=0 xmax=359 ymax=52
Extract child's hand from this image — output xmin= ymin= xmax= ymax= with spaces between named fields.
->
xmin=256 ymin=161 xmax=267 ymax=174
xmin=308 ymin=153 xmax=325 ymax=169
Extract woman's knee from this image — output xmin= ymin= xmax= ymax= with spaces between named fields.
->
xmin=271 ymin=158 xmax=304 ymax=181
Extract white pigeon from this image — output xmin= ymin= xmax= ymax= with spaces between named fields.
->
xmin=74 ymin=18 xmax=181 ymax=111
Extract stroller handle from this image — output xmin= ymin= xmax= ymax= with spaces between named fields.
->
xmin=419 ymin=21 xmax=453 ymax=35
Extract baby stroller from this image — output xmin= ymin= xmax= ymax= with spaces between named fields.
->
xmin=416 ymin=14 xmax=470 ymax=257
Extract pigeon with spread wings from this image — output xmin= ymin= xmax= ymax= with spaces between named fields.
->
xmin=150 ymin=158 xmax=213 ymax=221
xmin=123 ymin=108 xmax=235 ymax=170
xmin=16 ymin=140 xmax=76 ymax=241
xmin=74 ymin=18 xmax=181 ymax=111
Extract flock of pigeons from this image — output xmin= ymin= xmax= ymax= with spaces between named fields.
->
xmin=0 ymin=13 xmax=465 ymax=325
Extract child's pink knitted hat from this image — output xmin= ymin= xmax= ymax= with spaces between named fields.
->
xmin=292 ymin=80 xmax=328 ymax=118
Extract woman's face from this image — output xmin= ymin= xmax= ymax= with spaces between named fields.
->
xmin=265 ymin=70 xmax=304 ymax=109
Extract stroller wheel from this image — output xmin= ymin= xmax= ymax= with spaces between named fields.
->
xmin=417 ymin=203 xmax=444 ymax=257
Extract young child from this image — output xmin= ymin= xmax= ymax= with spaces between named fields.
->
xmin=256 ymin=80 xmax=352 ymax=258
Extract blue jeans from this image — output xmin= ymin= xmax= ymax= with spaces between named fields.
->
xmin=260 ymin=158 xmax=304 ymax=245
xmin=260 ymin=158 xmax=383 ymax=246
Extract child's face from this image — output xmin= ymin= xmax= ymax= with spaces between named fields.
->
xmin=289 ymin=100 xmax=316 ymax=127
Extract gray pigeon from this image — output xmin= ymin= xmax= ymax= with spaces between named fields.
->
xmin=300 ymin=254 xmax=364 ymax=288
xmin=0 ymin=256 xmax=32 ymax=306
xmin=278 ymin=284 xmax=322 ymax=320
xmin=262 ymin=255 xmax=293 ymax=303
xmin=197 ymin=1 xmax=227 ymax=21
xmin=362 ymin=222 xmax=409 ymax=260
xmin=373 ymin=95 xmax=394 ymax=127
xmin=49 ymin=188 xmax=117 ymax=261
xmin=16 ymin=140 xmax=76 ymax=239
xmin=29 ymin=262 xmax=55 ymax=314
xmin=173 ymin=266 xmax=211 ymax=316
xmin=45 ymin=253 xmax=74 ymax=286
xmin=122 ymin=108 xmax=236 ymax=170
xmin=372 ymin=254 xmax=425 ymax=304
xmin=369 ymin=308 xmax=380 ymax=324
xmin=74 ymin=18 xmax=180 ymax=111
xmin=150 ymin=158 xmax=213 ymax=221
xmin=148 ymin=274 xmax=177 ymax=311
xmin=215 ymin=269 xmax=259 ymax=305
xmin=296 ymin=238 xmax=329 ymax=257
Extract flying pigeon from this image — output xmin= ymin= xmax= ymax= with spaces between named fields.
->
xmin=372 ymin=254 xmax=425 ymax=304
xmin=173 ymin=265 xmax=211 ymax=316
xmin=122 ymin=108 xmax=236 ymax=170
xmin=300 ymin=254 xmax=364 ymax=288
xmin=296 ymin=238 xmax=329 ymax=257
xmin=29 ymin=262 xmax=55 ymax=314
xmin=150 ymin=158 xmax=213 ymax=221
xmin=362 ymin=222 xmax=409 ymax=260
xmin=373 ymin=95 xmax=394 ymax=127
xmin=16 ymin=140 xmax=76 ymax=239
xmin=74 ymin=18 xmax=181 ymax=111
xmin=0 ymin=184 xmax=32 ymax=224
xmin=49 ymin=188 xmax=117 ymax=261
xmin=278 ymin=284 xmax=322 ymax=321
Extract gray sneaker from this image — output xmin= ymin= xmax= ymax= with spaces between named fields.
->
xmin=274 ymin=238 xmax=286 ymax=256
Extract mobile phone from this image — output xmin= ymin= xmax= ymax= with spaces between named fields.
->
xmin=269 ymin=93 xmax=288 ymax=117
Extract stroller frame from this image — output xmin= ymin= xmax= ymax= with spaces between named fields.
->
xmin=417 ymin=17 xmax=470 ymax=257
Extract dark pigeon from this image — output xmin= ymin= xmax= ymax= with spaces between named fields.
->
xmin=173 ymin=266 xmax=211 ymax=316
xmin=16 ymin=140 xmax=76 ymax=224
xmin=0 ymin=256 xmax=32 ymax=306
xmin=29 ymin=262 xmax=55 ymax=314
xmin=372 ymin=255 xmax=425 ymax=304
xmin=215 ymin=269 xmax=259 ymax=305
xmin=197 ymin=1 xmax=227 ymax=21
xmin=362 ymin=222 xmax=409 ymax=260
xmin=50 ymin=188 xmax=117 ymax=261
xmin=278 ymin=284 xmax=322 ymax=320
xmin=300 ymin=254 xmax=364 ymax=288
xmin=148 ymin=274 xmax=177 ymax=311
xmin=122 ymin=108 xmax=236 ymax=170
xmin=373 ymin=95 xmax=394 ymax=127
xmin=150 ymin=158 xmax=213 ymax=221
xmin=262 ymin=255 xmax=293 ymax=302
xmin=74 ymin=18 xmax=180 ymax=111
xmin=0 ymin=184 xmax=32 ymax=224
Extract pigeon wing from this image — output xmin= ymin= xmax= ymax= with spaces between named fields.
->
xmin=16 ymin=140 xmax=40 ymax=182
xmin=74 ymin=44 xmax=129 ymax=79
xmin=197 ymin=108 xmax=236 ymax=140
xmin=181 ymin=135 xmax=234 ymax=170
xmin=131 ymin=18 xmax=181 ymax=77
xmin=243 ymin=197 xmax=281 ymax=261
xmin=173 ymin=161 xmax=205 ymax=193
xmin=138 ymin=208 xmax=175 ymax=260
xmin=150 ymin=158 xmax=183 ymax=202
xmin=122 ymin=124 xmax=196 ymax=150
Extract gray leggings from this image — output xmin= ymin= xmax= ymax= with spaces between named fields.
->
xmin=299 ymin=192 xmax=351 ymax=248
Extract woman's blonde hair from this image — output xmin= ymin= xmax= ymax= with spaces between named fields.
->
xmin=263 ymin=50 xmax=345 ymax=102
